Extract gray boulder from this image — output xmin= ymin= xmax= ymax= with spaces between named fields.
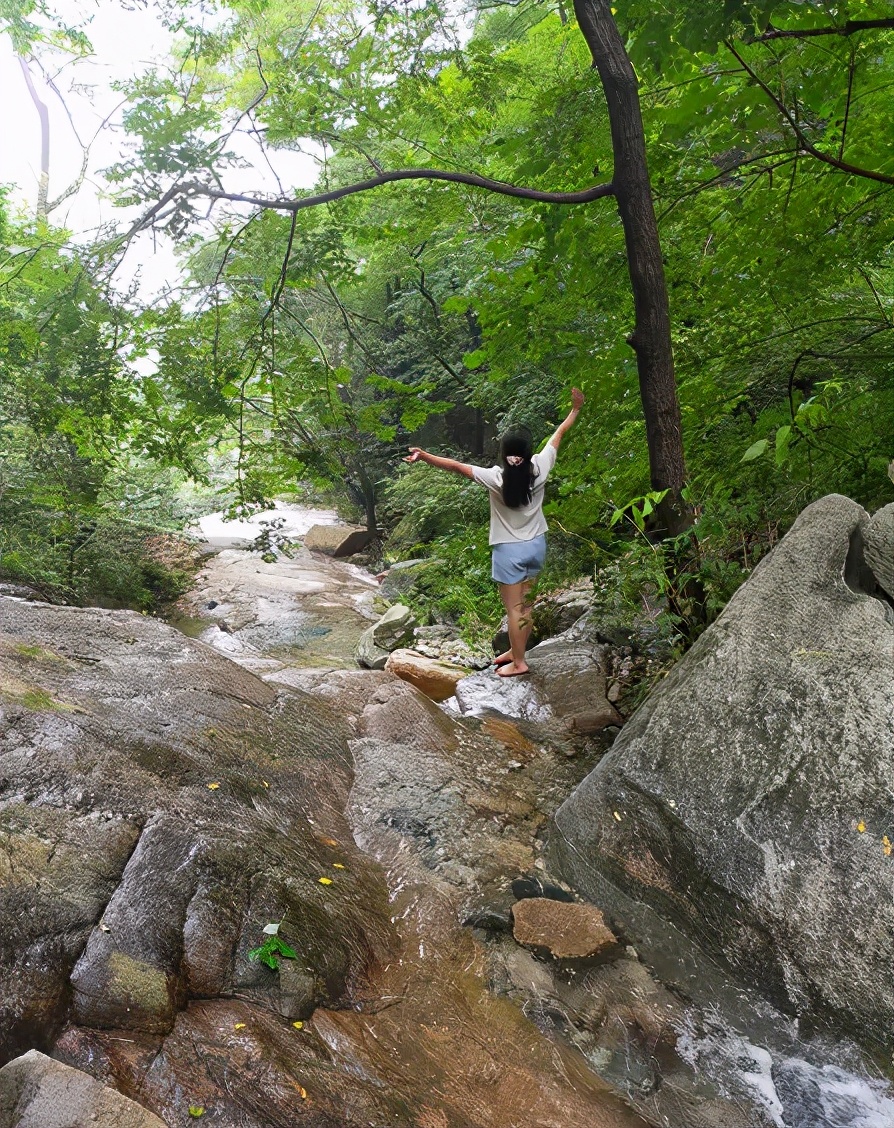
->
xmin=865 ymin=501 xmax=894 ymax=600
xmin=551 ymin=495 xmax=894 ymax=1046
xmin=303 ymin=523 xmax=370 ymax=557
xmin=355 ymin=603 xmax=417 ymax=669
xmin=0 ymin=1050 xmax=165 ymax=1128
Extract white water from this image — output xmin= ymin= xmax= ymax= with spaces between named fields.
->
xmin=193 ymin=501 xmax=339 ymax=549
xmin=677 ymin=1016 xmax=894 ymax=1128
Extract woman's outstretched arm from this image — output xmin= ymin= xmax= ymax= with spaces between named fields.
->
xmin=548 ymin=387 xmax=585 ymax=450
xmin=404 ymin=447 xmax=475 ymax=479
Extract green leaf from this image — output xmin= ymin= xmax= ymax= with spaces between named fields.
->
xmin=741 ymin=439 xmax=768 ymax=463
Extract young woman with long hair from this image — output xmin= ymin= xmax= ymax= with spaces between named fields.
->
xmin=404 ymin=387 xmax=585 ymax=677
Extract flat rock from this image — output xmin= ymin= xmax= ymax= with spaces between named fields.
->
xmin=304 ymin=523 xmax=371 ymax=557
xmin=511 ymin=898 xmax=618 ymax=960
xmin=0 ymin=1050 xmax=165 ymax=1128
xmin=384 ymin=648 xmax=469 ymax=702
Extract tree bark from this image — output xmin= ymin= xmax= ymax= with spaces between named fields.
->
xmin=573 ymin=0 xmax=691 ymax=536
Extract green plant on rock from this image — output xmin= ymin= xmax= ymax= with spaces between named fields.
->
xmin=248 ymin=922 xmax=298 ymax=970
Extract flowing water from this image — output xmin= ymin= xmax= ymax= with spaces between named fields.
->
xmin=165 ymin=509 xmax=894 ymax=1128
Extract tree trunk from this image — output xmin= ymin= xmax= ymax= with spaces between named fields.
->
xmin=18 ymin=56 xmax=50 ymax=221
xmin=573 ymin=0 xmax=691 ymax=536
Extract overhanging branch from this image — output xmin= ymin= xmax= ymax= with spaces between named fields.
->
xmin=130 ymin=169 xmax=616 ymax=235
xmin=753 ymin=18 xmax=894 ymax=42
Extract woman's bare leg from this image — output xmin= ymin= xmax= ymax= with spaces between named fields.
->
xmin=497 ymin=579 xmax=534 ymax=676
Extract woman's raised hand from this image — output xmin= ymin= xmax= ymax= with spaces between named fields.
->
xmin=404 ymin=447 xmax=424 ymax=463
xmin=571 ymin=387 xmax=585 ymax=410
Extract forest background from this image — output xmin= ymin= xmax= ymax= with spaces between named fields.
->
xmin=1 ymin=0 xmax=892 ymax=644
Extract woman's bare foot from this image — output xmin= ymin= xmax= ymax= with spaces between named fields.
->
xmin=497 ymin=660 xmax=529 ymax=677
xmin=494 ymin=650 xmax=513 ymax=666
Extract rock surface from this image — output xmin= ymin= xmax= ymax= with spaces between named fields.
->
xmin=511 ymin=898 xmax=618 ymax=960
xmin=384 ymin=648 xmax=469 ymax=702
xmin=0 ymin=1050 xmax=166 ymax=1128
xmin=865 ymin=501 xmax=894 ymax=600
xmin=355 ymin=603 xmax=417 ymax=669
xmin=551 ymin=494 xmax=894 ymax=1046
xmin=303 ymin=523 xmax=370 ymax=557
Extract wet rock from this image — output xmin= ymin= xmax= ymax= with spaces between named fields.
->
xmin=552 ymin=494 xmax=894 ymax=1046
xmin=511 ymin=898 xmax=619 ymax=960
xmin=454 ymin=669 xmax=554 ymax=721
xmin=356 ymin=603 xmax=417 ymax=669
xmin=511 ymin=874 xmax=574 ymax=903
xmin=492 ymin=580 xmax=595 ymax=653
xmin=0 ymin=1049 xmax=165 ymax=1128
xmin=303 ymin=523 xmax=371 ymax=557
xmin=265 ymin=666 xmax=392 ymax=730
xmin=0 ymin=597 xmax=394 ymax=1097
xmin=384 ymin=648 xmax=469 ymax=702
xmin=865 ymin=502 xmax=894 ymax=600
xmin=357 ymin=678 xmax=459 ymax=752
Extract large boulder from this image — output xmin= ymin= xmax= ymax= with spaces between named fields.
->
xmin=864 ymin=501 xmax=894 ymax=600
xmin=551 ymin=495 xmax=894 ymax=1046
xmin=303 ymin=523 xmax=370 ymax=557
xmin=0 ymin=1050 xmax=165 ymax=1128
xmin=355 ymin=604 xmax=417 ymax=669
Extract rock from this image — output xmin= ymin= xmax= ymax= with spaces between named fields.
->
xmin=454 ymin=670 xmax=554 ymax=722
xmin=0 ymin=1050 xmax=165 ymax=1128
xmin=865 ymin=502 xmax=894 ymax=600
xmin=511 ymin=875 xmax=574 ymax=903
xmin=511 ymin=898 xmax=619 ymax=960
xmin=304 ymin=523 xmax=371 ymax=557
xmin=379 ymin=558 xmax=441 ymax=601
xmin=384 ymin=648 xmax=469 ymax=702
xmin=551 ymin=495 xmax=894 ymax=1046
xmin=356 ymin=604 xmax=417 ymax=669
xmin=357 ymin=678 xmax=460 ymax=752
xmin=0 ymin=596 xmax=393 ymax=1116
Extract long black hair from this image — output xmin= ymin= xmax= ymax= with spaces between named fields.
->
xmin=499 ymin=428 xmax=535 ymax=508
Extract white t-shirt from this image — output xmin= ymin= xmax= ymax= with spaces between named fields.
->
xmin=471 ymin=444 xmax=558 ymax=545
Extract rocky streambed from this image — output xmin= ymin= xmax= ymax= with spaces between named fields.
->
xmin=1 ymin=497 xmax=894 ymax=1127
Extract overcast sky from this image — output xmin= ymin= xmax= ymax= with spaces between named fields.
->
xmin=0 ymin=0 xmax=318 ymax=297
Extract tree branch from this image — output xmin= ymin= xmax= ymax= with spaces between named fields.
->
xmin=131 ymin=170 xmax=615 ymax=234
xmin=753 ymin=18 xmax=894 ymax=42
xmin=725 ymin=42 xmax=894 ymax=186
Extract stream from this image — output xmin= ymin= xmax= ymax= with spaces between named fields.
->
xmin=166 ymin=505 xmax=894 ymax=1128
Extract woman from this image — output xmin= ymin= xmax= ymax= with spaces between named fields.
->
xmin=404 ymin=387 xmax=585 ymax=677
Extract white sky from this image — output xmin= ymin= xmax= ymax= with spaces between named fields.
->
xmin=0 ymin=0 xmax=319 ymax=298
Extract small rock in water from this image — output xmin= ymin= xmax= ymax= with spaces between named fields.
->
xmin=511 ymin=875 xmax=574 ymax=903
xmin=511 ymin=898 xmax=619 ymax=960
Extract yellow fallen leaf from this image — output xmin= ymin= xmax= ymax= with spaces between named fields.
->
xmin=297 ymin=1086 xmax=307 ymax=1100
xmin=612 ymin=811 xmax=623 ymax=822
xmin=857 ymin=820 xmax=866 ymax=833
xmin=233 ymin=1023 xmax=246 ymax=1030
xmin=332 ymin=863 xmax=345 ymax=870
xmin=318 ymin=877 xmax=333 ymax=885
xmin=292 ymin=1020 xmax=304 ymax=1029
xmin=207 ymin=782 xmax=220 ymax=791
xmin=262 ymin=780 xmax=269 ymax=788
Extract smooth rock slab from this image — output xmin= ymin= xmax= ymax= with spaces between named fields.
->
xmin=511 ymin=898 xmax=618 ymax=960
xmin=0 ymin=1050 xmax=165 ymax=1128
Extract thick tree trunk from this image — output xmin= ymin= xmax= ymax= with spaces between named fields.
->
xmin=573 ymin=0 xmax=691 ymax=536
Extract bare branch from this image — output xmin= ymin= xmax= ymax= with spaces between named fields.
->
xmin=753 ymin=18 xmax=894 ymax=42
xmin=725 ymin=42 xmax=894 ymax=186
xmin=130 ymin=170 xmax=616 ymax=235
